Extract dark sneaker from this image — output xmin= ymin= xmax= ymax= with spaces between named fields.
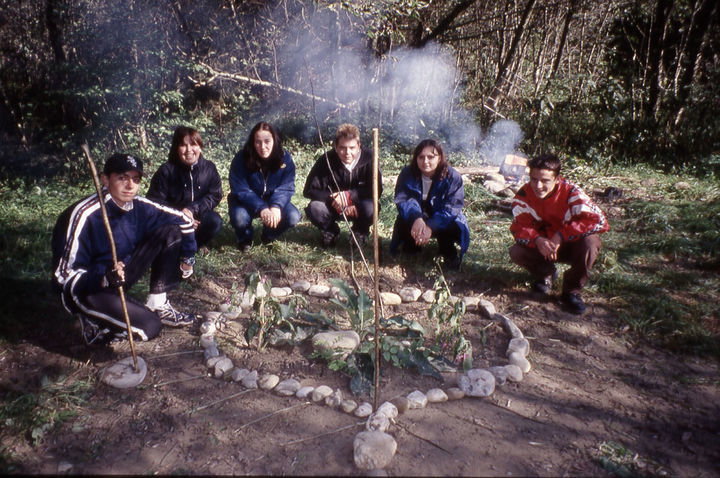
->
xmin=152 ymin=301 xmax=196 ymax=327
xmin=561 ymin=292 xmax=586 ymax=315
xmin=78 ymin=314 xmax=111 ymax=346
xmin=321 ymin=231 xmax=338 ymax=248
xmin=237 ymin=241 xmax=252 ymax=252
xmin=532 ymin=278 xmax=553 ymax=295
xmin=444 ymin=255 xmax=462 ymax=271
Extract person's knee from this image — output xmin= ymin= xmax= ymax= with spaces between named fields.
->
xmin=229 ymin=205 xmax=252 ymax=229
xmin=142 ymin=319 xmax=162 ymax=340
xmin=287 ymin=207 xmax=301 ymax=227
xmin=508 ymin=243 xmax=528 ymax=264
xmin=203 ymin=210 xmax=223 ymax=233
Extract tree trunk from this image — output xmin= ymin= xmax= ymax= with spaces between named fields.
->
xmin=644 ymin=0 xmax=673 ymax=120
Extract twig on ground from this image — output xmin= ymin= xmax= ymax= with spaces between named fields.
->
xmin=235 ymin=401 xmax=311 ymax=432
xmin=148 ymin=350 xmax=203 ymax=360
xmin=395 ymin=421 xmax=453 ymax=454
xmin=185 ymin=389 xmax=256 ymax=415
xmin=153 ymin=374 xmax=207 ymax=388
xmin=281 ymin=421 xmax=365 ymax=447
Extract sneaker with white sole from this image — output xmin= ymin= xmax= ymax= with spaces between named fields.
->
xmin=78 ymin=314 xmax=112 ymax=346
xmin=151 ymin=300 xmax=195 ymax=327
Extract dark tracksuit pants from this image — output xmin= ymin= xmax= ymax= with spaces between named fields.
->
xmin=509 ymin=234 xmax=602 ymax=295
xmin=305 ymin=199 xmax=374 ymax=237
xmin=392 ymin=216 xmax=461 ymax=261
xmin=74 ymin=224 xmax=183 ymax=341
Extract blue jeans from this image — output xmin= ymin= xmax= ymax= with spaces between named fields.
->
xmin=228 ymin=197 xmax=301 ymax=244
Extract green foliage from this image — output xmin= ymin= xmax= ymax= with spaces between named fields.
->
xmin=328 ymin=279 xmax=374 ymax=340
xmin=0 ymin=374 xmax=92 ymax=446
xmin=596 ymin=441 xmax=670 ymax=477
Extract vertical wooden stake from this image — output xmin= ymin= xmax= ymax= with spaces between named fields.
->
xmin=371 ymin=128 xmax=381 ymax=409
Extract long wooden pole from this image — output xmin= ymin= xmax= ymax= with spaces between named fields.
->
xmin=81 ymin=145 xmax=139 ymax=372
xmin=371 ymin=128 xmax=381 ymax=409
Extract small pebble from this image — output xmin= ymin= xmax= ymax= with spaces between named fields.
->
xmin=325 ymin=389 xmax=344 ymax=408
xmin=376 ymin=401 xmax=398 ymax=419
xmin=508 ymin=352 xmax=531 ymax=373
xmin=406 ymin=390 xmax=428 ymax=409
xmin=259 ymin=373 xmax=280 ymax=390
xmin=213 ymin=357 xmax=234 ymax=378
xmin=366 ymin=412 xmax=391 ymax=432
xmin=296 ymin=386 xmax=314 ymax=399
xmin=354 ymin=402 xmax=373 ymax=418
xmin=446 ymin=387 xmax=465 ymax=400
xmin=311 ymin=385 xmax=333 ymax=402
xmin=341 ymin=399 xmax=358 ymax=414
xmin=504 ymin=364 xmax=524 ymax=382
xmin=230 ymin=368 xmax=250 ymax=382
xmin=426 ymin=388 xmax=448 ymax=403
xmin=275 ymin=378 xmax=300 ymax=396
xmin=241 ymin=370 xmax=258 ymax=389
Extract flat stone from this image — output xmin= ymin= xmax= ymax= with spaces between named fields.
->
xmin=504 ymin=364 xmax=524 ymax=382
xmin=507 ymin=337 xmax=530 ymax=357
xmin=199 ymin=335 xmax=216 ymax=349
xmin=478 ymin=299 xmax=496 ymax=319
xmin=366 ymin=412 xmax=391 ymax=432
xmin=462 ymin=296 xmax=480 ymax=309
xmin=406 ymin=390 xmax=428 ymax=409
xmin=325 ymin=389 xmax=344 ymax=408
xmin=312 ymin=330 xmax=361 ymax=359
xmin=508 ymin=352 xmax=532 ymax=373
xmin=199 ymin=321 xmax=216 ymax=336
xmin=458 ymin=368 xmax=496 ymax=397
xmin=426 ymin=388 xmax=448 ymax=403
xmin=311 ymin=385 xmax=333 ymax=402
xmin=308 ymin=284 xmax=331 ymax=298
xmin=270 ymin=287 xmax=292 ymax=298
xmin=213 ymin=357 xmax=234 ymax=378
xmin=258 ymin=373 xmax=280 ymax=390
xmin=230 ymin=368 xmax=251 ymax=382
xmin=495 ymin=313 xmax=524 ymax=339
xmin=380 ymin=292 xmax=402 ymax=305
xmin=421 ymin=289 xmax=436 ymax=303
xmin=291 ymin=280 xmax=312 ymax=293
xmin=354 ymin=431 xmax=397 ymax=470
xmin=446 ymin=387 xmax=465 ymax=400
xmin=99 ymin=356 xmax=147 ymax=389
xmin=241 ymin=370 xmax=258 ymax=389
xmin=398 ymin=287 xmax=422 ymax=302
xmin=275 ymin=378 xmax=301 ymax=396
xmin=484 ymin=179 xmax=507 ymax=195
xmin=354 ymin=402 xmax=373 ymax=418
xmin=296 ymin=386 xmax=314 ymax=399
xmin=389 ymin=397 xmax=409 ymax=414
xmin=206 ymin=356 xmax=224 ymax=368
xmin=377 ymin=401 xmax=399 ymax=419
xmin=341 ymin=399 xmax=358 ymax=414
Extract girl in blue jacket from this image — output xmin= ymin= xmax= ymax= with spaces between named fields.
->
xmin=228 ymin=122 xmax=301 ymax=250
xmin=390 ymin=139 xmax=470 ymax=269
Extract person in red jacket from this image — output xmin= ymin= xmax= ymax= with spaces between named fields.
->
xmin=509 ymin=153 xmax=609 ymax=314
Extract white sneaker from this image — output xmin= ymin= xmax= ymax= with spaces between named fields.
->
xmin=150 ymin=301 xmax=195 ymax=327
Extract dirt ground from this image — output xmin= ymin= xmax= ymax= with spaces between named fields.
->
xmin=1 ymin=257 xmax=719 ymax=477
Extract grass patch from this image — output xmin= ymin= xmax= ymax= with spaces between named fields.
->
xmin=596 ymin=440 xmax=670 ymax=477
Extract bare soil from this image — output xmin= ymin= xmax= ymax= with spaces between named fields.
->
xmin=1 ymin=256 xmax=719 ymax=476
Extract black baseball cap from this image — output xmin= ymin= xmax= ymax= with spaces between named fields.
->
xmin=103 ymin=153 xmax=144 ymax=176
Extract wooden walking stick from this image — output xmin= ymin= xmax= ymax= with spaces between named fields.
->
xmin=371 ymin=128 xmax=382 ymax=409
xmin=80 ymin=144 xmax=141 ymax=376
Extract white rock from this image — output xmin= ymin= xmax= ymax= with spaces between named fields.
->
xmin=203 ymin=345 xmax=220 ymax=361
xmin=311 ymin=385 xmax=333 ymax=402
xmin=341 ymin=399 xmax=358 ymax=414
xmin=354 ymin=402 xmax=373 ymax=418
xmin=213 ymin=357 xmax=234 ymax=378
xmin=495 ymin=313 xmax=524 ymax=339
xmin=426 ymin=388 xmax=448 ymax=403
xmin=398 ymin=287 xmax=422 ymax=302
xmin=218 ymin=302 xmax=231 ymax=313
xmin=200 ymin=321 xmax=216 ymax=336
xmin=406 ymin=390 xmax=428 ymax=409
xmin=462 ymin=296 xmax=480 ymax=309
xmin=508 ymin=352 xmax=532 ymax=373
xmin=485 ymin=172 xmax=506 ymax=183
xmin=478 ymin=299 xmax=496 ymax=319
xmin=223 ymin=306 xmax=242 ymax=320
xmin=504 ymin=364 xmax=524 ymax=382
xmin=291 ymin=280 xmax=312 ymax=293
xmin=488 ymin=366 xmax=509 ymax=386
xmin=354 ymin=431 xmax=397 ymax=470
xmin=241 ymin=370 xmax=258 ymax=389
xmin=199 ymin=335 xmax=216 ymax=349
xmin=239 ymin=291 xmax=255 ymax=309
xmin=230 ymin=368 xmax=251 ymax=382
xmin=275 ymin=378 xmax=301 ymax=396
xmin=308 ymin=284 xmax=331 ymax=298
xmin=483 ymin=179 xmax=507 ymax=195
xmin=366 ymin=412 xmax=391 ymax=432
xmin=507 ymin=337 xmax=530 ymax=357
xmin=206 ymin=356 xmax=224 ymax=368
xmin=258 ymin=373 xmax=280 ymax=390
xmin=376 ymin=402 xmax=398 ymax=419
xmin=312 ymin=330 xmax=361 ymax=358
xmin=296 ymin=386 xmax=315 ymax=399
xmin=253 ymin=281 xmax=268 ymax=298
xmin=325 ymin=389 xmax=344 ymax=408
xmin=330 ymin=286 xmax=341 ymax=299
xmin=380 ymin=292 xmax=402 ymax=305
xmin=422 ymin=289 xmax=436 ymax=303
xmin=458 ymin=368 xmax=496 ymax=397
xmin=270 ymin=287 xmax=292 ymax=298
xmin=446 ymin=387 xmax=465 ymax=400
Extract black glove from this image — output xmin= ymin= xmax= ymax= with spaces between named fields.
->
xmin=104 ymin=267 xmax=125 ymax=288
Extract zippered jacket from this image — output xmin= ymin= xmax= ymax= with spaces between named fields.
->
xmin=303 ymin=149 xmax=382 ymax=204
xmin=147 ymin=154 xmax=222 ymax=218
xmin=510 ymin=177 xmax=609 ymax=247
xmin=229 ymin=150 xmax=296 ymax=215
xmin=52 ymin=193 xmax=196 ymax=311
xmin=390 ymin=165 xmax=470 ymax=257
